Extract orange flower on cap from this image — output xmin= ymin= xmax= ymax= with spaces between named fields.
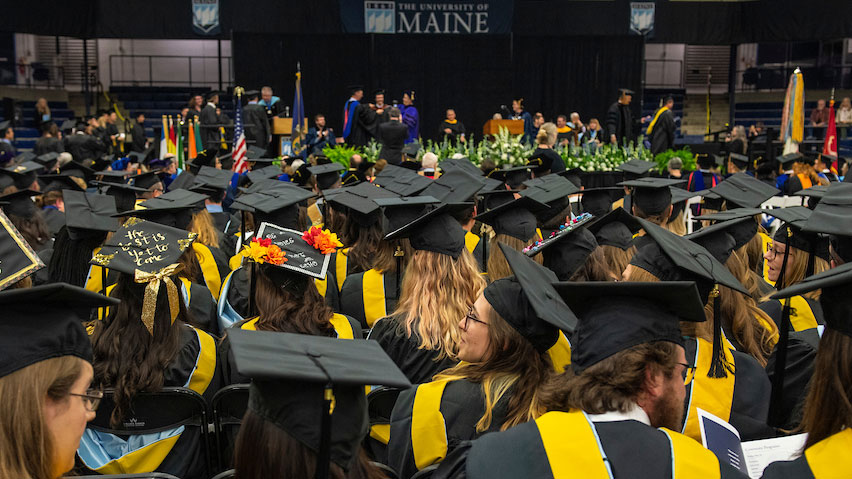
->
xmin=302 ymin=226 xmax=343 ymax=255
xmin=241 ymin=237 xmax=287 ymax=265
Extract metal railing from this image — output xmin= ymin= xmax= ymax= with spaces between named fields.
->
xmin=109 ymin=55 xmax=234 ymax=88
xmin=736 ymin=64 xmax=852 ymax=92
xmin=643 ymin=59 xmax=684 ymax=89
xmin=13 ymin=63 xmax=68 ymax=89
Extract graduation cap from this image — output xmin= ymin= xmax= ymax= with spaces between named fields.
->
xmin=244 ymin=89 xmax=260 ymax=99
xmin=709 ymin=173 xmax=779 ymax=209
xmin=127 ymin=150 xmax=151 ymax=166
xmin=694 ymin=207 xmax=763 ymax=222
xmin=347 ymin=84 xmax=365 ymax=95
xmin=484 ymin=244 xmax=579 ymax=352
xmin=616 ymin=158 xmax=656 ymax=180
xmin=39 ymin=174 xmax=86 ymax=193
xmin=580 ymin=187 xmax=621 ymax=217
xmin=399 ymin=160 xmax=422 ymax=171
xmin=475 ymin=191 xmax=548 ymax=241
xmin=765 ymin=206 xmax=826 ymax=260
xmin=191 ymin=166 xmax=233 ymax=198
xmin=34 ymin=151 xmax=60 ymax=170
xmin=0 ymin=283 xmax=118 ymax=378
xmin=128 ymin=171 xmax=162 ymax=191
xmin=685 ymin=217 xmax=753 ymax=265
xmin=244 ymin=165 xmax=281 ymax=187
xmin=375 ymin=196 xmax=439 ymax=234
xmin=439 ymin=158 xmax=482 ymax=177
xmin=247 ymin=222 xmax=341 ymax=283
xmin=618 ymin=177 xmax=685 ymax=216
xmin=793 ymin=184 xmax=830 ymax=209
xmin=384 ymin=202 xmax=466 ymax=259
xmin=227 ymin=328 xmax=410 ymax=474
xmin=558 ymin=167 xmax=583 ymax=188
xmin=690 ymin=212 xmax=757 ymax=253
xmin=372 ymin=165 xmax=432 ymax=196
xmin=728 ymin=153 xmax=750 ymax=169
xmin=125 ymin=189 xmax=207 ymax=229
xmin=93 ymin=169 xmax=132 ymax=185
xmin=669 ymin=186 xmax=703 ymax=219
xmin=167 ymin=170 xmax=196 ymax=192
xmin=419 ymin=169 xmax=484 ymax=205
xmin=372 ymin=88 xmax=386 ymax=97
xmin=327 ymin=181 xmax=399 ymax=227
xmin=63 ymin=190 xmax=119 ymax=240
xmin=523 ymin=213 xmax=598 ymax=281
xmin=206 ymin=90 xmax=223 ymax=101
xmin=401 ymin=142 xmax=421 ymax=159
xmin=777 ymin=152 xmax=803 ymax=170
xmin=0 ymin=189 xmax=39 ymax=218
xmin=521 ymin=174 xmax=580 ymax=221
xmin=771 ymin=261 xmax=852 ymax=337
xmin=12 ymin=151 xmax=36 ymax=164
xmin=232 ymin=189 xmax=316 ymax=231
xmin=5 ymin=161 xmax=44 ymax=190
xmin=94 ymin=181 xmax=148 ymax=214
xmin=802 ymin=182 xmax=852 ymax=237
xmin=0 ymin=208 xmax=45 ymax=290
xmin=308 ymin=163 xmax=345 ymax=191
xmin=586 ymin=207 xmax=642 ymax=250
xmin=552 ymin=281 xmax=706 ymax=373
xmin=91 ymin=218 xmax=196 ymax=335
xmin=60 ymin=119 xmax=76 ymax=132
xmin=491 ymin=166 xmax=531 ymax=189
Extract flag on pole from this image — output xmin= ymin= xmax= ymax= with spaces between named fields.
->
xmin=231 ymin=87 xmax=248 ymax=174
xmin=194 ymin=119 xmax=203 ymax=155
xmin=780 ymin=68 xmax=804 ymax=155
xmin=168 ymin=117 xmax=177 ymax=154
xmin=188 ymin=117 xmax=197 ymax=161
xmin=291 ymin=63 xmax=306 ymax=155
xmin=176 ymin=120 xmax=184 ymax=170
xmin=159 ymin=115 xmax=169 ymax=159
xmin=824 ymin=94 xmax=838 ymax=173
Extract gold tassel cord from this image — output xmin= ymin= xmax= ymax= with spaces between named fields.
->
xmin=134 ymin=264 xmax=183 ymax=335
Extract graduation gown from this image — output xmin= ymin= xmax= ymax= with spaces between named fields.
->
xmin=42 ymin=206 xmax=64 ymax=238
xmin=200 ymin=104 xmax=220 ymax=150
xmin=759 ymin=295 xmax=824 ymax=333
xmin=648 ymin=107 xmax=675 ymax=155
xmin=432 ymin=409 xmax=746 ymax=479
xmin=242 ymin=103 xmax=270 ymax=151
xmin=401 ymin=105 xmax=420 ymax=143
xmin=77 ymin=324 xmax=221 ymax=479
xmin=209 ymin=211 xmax=240 ymax=254
xmin=465 ymin=231 xmax=487 ymax=272
xmin=130 ymin=122 xmax=147 ymax=153
xmin=606 ymin=102 xmax=636 ymax=145
xmin=761 ymin=429 xmax=852 ymax=478
xmin=368 ymin=314 xmax=458 ymax=385
xmin=342 ymin=101 xmax=374 ymax=148
xmin=378 ymin=121 xmax=409 ymax=165
xmin=339 ymin=268 xmax=401 ymax=330
xmin=440 ymin=120 xmax=466 ymax=144
xmin=681 ymin=337 xmax=773 ymax=441
xmin=765 ymin=328 xmax=819 ymax=430
xmin=389 ymin=378 xmax=512 ymax=479
xmin=178 ymin=277 xmax=220 ymax=337
xmin=192 ymin=242 xmax=231 ymax=302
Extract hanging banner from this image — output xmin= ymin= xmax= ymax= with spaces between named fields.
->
xmin=340 ymin=0 xmax=514 ymax=34
xmin=629 ymin=2 xmax=655 ymax=36
xmin=192 ymin=0 xmax=221 ymax=36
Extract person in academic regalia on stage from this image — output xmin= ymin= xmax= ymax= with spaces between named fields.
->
xmin=342 ymin=85 xmax=373 ymax=148
xmin=432 ymin=282 xmax=748 ymax=479
xmin=607 ymin=88 xmax=647 ymax=146
xmin=78 ymin=219 xmax=222 ymax=478
xmin=647 ymin=95 xmax=676 ymax=155
xmin=400 ymin=90 xmax=420 ymax=144
xmin=242 ymin=90 xmax=271 ymax=153
xmin=440 ymin=108 xmax=466 ymax=144
xmin=378 ymin=107 xmax=409 ymax=166
xmin=362 ymin=88 xmax=390 ymax=136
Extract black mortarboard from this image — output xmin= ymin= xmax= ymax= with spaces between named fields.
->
xmin=384 ymin=203 xmax=466 ymax=259
xmin=690 ymin=214 xmax=757 ymax=253
xmin=246 ymin=165 xmax=282 ymax=185
xmin=308 ymin=163 xmax=345 ymax=191
xmin=0 ymin=209 xmax=44 ymax=290
xmin=777 ymin=152 xmax=802 ymax=170
xmin=803 ymin=182 xmax=852 ymax=236
xmin=40 ymin=174 xmax=85 ymax=193
xmin=580 ymin=187 xmax=620 ymax=217
xmin=793 ymin=184 xmax=829 ymax=209
xmin=35 ymin=151 xmax=60 ymax=170
xmin=375 ymin=196 xmax=439 ymax=233
xmin=0 ymin=189 xmax=39 ymax=217
xmin=125 ymin=189 xmax=207 ymax=229
xmin=239 ymin=178 xmax=303 ymax=195
xmin=558 ymin=167 xmax=584 ymax=188
xmin=328 ymin=182 xmax=399 ymax=227
xmin=206 ymin=90 xmax=223 ymax=101
xmin=244 ymin=89 xmax=260 ymax=99
xmin=616 ymin=158 xmax=655 ymax=180
xmin=771 ymin=261 xmax=852 ymax=337
xmin=191 ymin=166 xmax=233 ymax=197
xmin=93 ymin=169 xmax=132 ymax=184
xmin=491 ymin=166 xmax=531 ymax=189
xmin=439 ymin=158 xmax=482 ymax=177
xmin=348 ymin=84 xmax=365 ymax=95
xmin=685 ymin=221 xmax=741 ymax=265
xmin=553 ymin=281 xmax=706 ymax=373
xmin=63 ymin=190 xmax=119 ymax=240
xmin=5 ymin=161 xmax=44 ymax=190
xmin=618 ymin=177 xmax=684 ymax=215
xmin=399 ymin=160 xmax=422 ymax=171
xmin=372 ymin=88 xmax=386 ymax=97
xmin=341 ymin=170 xmax=366 ymax=186
xmin=420 ymin=169 xmax=484 ymax=205
xmin=618 ymin=88 xmax=635 ymax=96
xmin=710 ymin=173 xmax=779 ymax=209
xmin=768 ymin=206 xmax=829 ymax=261
xmin=0 ymin=120 xmax=9 ymax=131
xmin=485 ymin=244 xmax=578 ymax=352
xmin=728 ymin=153 xmax=750 ymax=169
xmin=669 ymin=187 xmax=702 ymax=219
xmin=13 ymin=152 xmax=36 ymax=164
xmin=521 ymin=174 xmax=580 ymax=221
xmin=227 ymin=328 xmax=410 ymax=472
xmin=586 ymin=207 xmax=642 ymax=250
xmin=475 ymin=191 xmax=548 ymax=241
xmin=129 ymin=171 xmax=163 ymax=190
xmin=0 ymin=283 xmax=118 ymax=377
xmin=523 ymin=213 xmax=598 ymax=281
xmin=60 ymin=119 xmax=76 ymax=132
xmin=373 ymin=165 xmax=432 ymax=196
xmin=93 ymin=181 xmax=148 ymax=213
xmin=92 ymin=218 xmax=196 ymax=276
xmin=167 ymin=170 xmax=196 ymax=192
xmin=127 ymin=150 xmax=150 ymax=166
xmin=401 ymin=142 xmax=421 ymax=159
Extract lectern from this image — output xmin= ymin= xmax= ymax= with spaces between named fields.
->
xmin=483 ymin=119 xmax=524 ymax=136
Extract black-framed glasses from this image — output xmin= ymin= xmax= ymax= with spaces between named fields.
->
xmin=463 ymin=307 xmax=488 ymax=330
xmin=765 ymin=245 xmax=788 ymax=260
xmin=677 ymin=362 xmax=697 ymax=385
xmin=69 ymin=389 xmax=104 ymax=412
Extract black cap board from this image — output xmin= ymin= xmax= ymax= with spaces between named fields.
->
xmin=91 ymin=218 xmax=197 ymax=276
xmin=491 ymin=166 xmax=531 ymax=189
xmin=709 ymin=173 xmax=780 ymax=208
xmin=586 ymin=207 xmax=642 ymax=250
xmin=63 ymin=190 xmax=119 ymax=240
xmin=5 ymin=161 xmax=44 ymax=190
xmin=193 ymin=166 xmax=233 ymax=191
xmin=523 ymin=213 xmax=598 ymax=281
xmin=0 ymin=189 xmax=39 ymax=217
xmin=419 ymin=169 xmax=484 ymax=204
xmin=777 ymin=152 xmax=802 ymax=170
xmin=0 ymin=283 xmax=119 ymax=378
xmin=401 ymin=141 xmax=420 ymax=158
xmin=40 ymin=174 xmax=85 ymax=193
xmin=373 ymin=165 xmax=432 ymax=196
xmin=246 ymin=146 xmax=266 ymax=160
xmin=688 ymin=215 xmax=757 ymax=253
xmin=13 ymin=151 xmax=36 ymax=164
xmin=439 ymin=158 xmax=482 ymax=177
xmin=618 ymin=177 xmax=684 ymax=215
xmin=227 ymin=328 xmax=410 ymax=472
xmin=520 ymin=174 xmax=580 ymax=221
xmin=129 ymin=171 xmax=162 ymax=190
xmin=768 ymin=206 xmax=829 ymax=261
xmin=308 ymin=162 xmax=345 ymax=191
xmin=694 ymin=207 xmax=763 ymax=222
xmin=327 ymin=182 xmax=399 ymax=227
xmin=374 ymin=196 xmax=440 ymax=233
xmin=552 ymin=281 xmax=706 ymax=373
xmin=384 ymin=203 xmax=466 ymax=259
xmin=484 ymin=244 xmax=579 ymax=352
xmin=94 ymin=181 xmax=148 ymax=214
xmin=580 ymin=187 xmax=620 ymax=217
xmin=0 ymin=209 xmax=44 ymax=290
xmin=802 ymin=182 xmax=852 ymax=236
xmin=729 ymin=153 xmax=749 ymax=169
xmin=616 ymin=158 xmax=655 ymax=179
xmin=35 ymin=151 xmax=60 ymax=169
xmin=246 ymin=165 xmax=282 ymax=185
xmin=475 ymin=192 xmax=548 ymax=241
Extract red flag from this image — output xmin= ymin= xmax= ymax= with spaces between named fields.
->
xmin=168 ymin=117 xmax=177 ymax=153
xmin=824 ymin=99 xmax=838 ymax=171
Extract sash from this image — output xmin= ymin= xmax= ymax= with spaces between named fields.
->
xmin=545 ymin=332 xmax=572 ymax=373
xmin=681 ymin=338 xmax=735 ymax=441
xmin=362 ymin=269 xmax=388 ymax=328
xmin=411 ymin=379 xmax=451 ymax=471
xmin=192 ymin=243 xmax=223 ymax=301
xmin=805 ymin=429 xmax=852 ymax=479
xmin=646 ymin=106 xmax=670 ymax=135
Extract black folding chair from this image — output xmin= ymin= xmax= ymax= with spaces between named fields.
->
xmin=411 ymin=464 xmax=439 ymax=479
xmin=210 ymin=469 xmax=235 ymax=479
xmin=211 ymin=384 xmax=250 ymax=472
xmin=365 ymin=387 xmax=403 ymax=463
xmin=370 ymin=461 xmax=399 ymax=479
xmin=86 ymin=387 xmax=212 ymax=479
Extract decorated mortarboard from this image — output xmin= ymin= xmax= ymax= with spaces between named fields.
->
xmin=552 ymin=281 xmax=706 ymax=373
xmin=227 ymin=328 xmax=410 ymax=473
xmin=771 ymin=261 xmax=852 ymax=337
xmin=419 ymin=169 xmax=484 ymax=205
xmin=0 ymin=209 xmax=45 ymax=290
xmin=246 ymin=165 xmax=282 ymax=185
xmin=580 ymin=187 xmax=621 ymax=217
xmin=585 ymin=207 xmax=642 ymax=250
xmin=244 ymin=222 xmax=343 ymax=280
xmin=401 ymin=141 xmax=421 ymax=158
xmin=63 ymin=190 xmax=119 ymax=240
xmin=308 ymin=162 xmax=345 ymax=191
xmin=475 ymin=192 xmax=549 ymax=241
xmin=327 ymin=181 xmax=399 ymax=226
xmin=523 ymin=212 xmax=597 ymax=281
xmin=616 ymin=158 xmax=655 ymax=179
xmin=439 ymin=157 xmax=482 ymax=177
xmin=0 ymin=283 xmax=118 ymax=378
xmin=39 ymin=174 xmax=86 ymax=193
xmin=128 ymin=171 xmax=162 ymax=190
xmin=521 ymin=174 xmax=580 ymax=221
xmin=0 ymin=189 xmax=40 ymax=217
xmin=384 ymin=201 xmax=466 ymax=259
xmin=802 ymin=182 xmax=852 ymax=236
xmin=485 ymin=244 xmax=579 ymax=352
xmin=5 ymin=161 xmax=44 ymax=190
xmin=373 ymin=165 xmax=432 ymax=196
xmin=728 ymin=153 xmax=750 ymax=169
xmin=709 ymin=173 xmax=779 ymax=209
xmin=490 ymin=166 xmax=531 ymax=189
xmin=90 ymin=218 xmax=196 ymax=335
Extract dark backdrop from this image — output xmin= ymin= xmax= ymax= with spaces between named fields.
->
xmin=233 ymin=33 xmax=642 ymax=142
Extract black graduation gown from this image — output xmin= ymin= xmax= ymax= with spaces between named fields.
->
xmin=242 ymin=103 xmax=270 ymax=151
xmin=42 ymin=207 xmax=64 ymax=238
xmin=765 ymin=328 xmax=819 ymax=430
xmin=180 ymin=278 xmax=220 ymax=337
xmin=606 ymin=102 xmax=635 ymax=145
xmin=649 ymin=108 xmax=675 ymax=155
xmin=389 ymin=379 xmax=511 ymax=479
xmin=200 ymin=104 xmax=220 ymax=150
xmin=339 ymin=268 xmax=401 ymax=330
xmin=209 ymin=211 xmax=240 ymax=254
xmin=347 ymin=104 xmax=375 ymax=148
xmin=759 ymin=296 xmax=824 ymax=333
xmin=440 ymin=120 xmax=466 ymax=144
xmin=433 ymin=411 xmax=747 ymax=479
xmin=64 ymin=133 xmax=106 ymax=162
xmin=368 ymin=314 xmax=458 ymax=385
xmin=465 ymin=231 xmax=487 ymax=273
xmin=34 ymin=136 xmax=64 ymax=156
xmin=130 ymin=122 xmax=147 ymax=153
xmin=377 ymin=121 xmax=409 ymax=165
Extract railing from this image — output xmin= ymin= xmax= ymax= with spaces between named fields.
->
xmin=643 ymin=59 xmax=684 ymax=89
xmin=13 ymin=63 xmax=69 ymax=89
xmin=736 ymin=64 xmax=852 ymax=92
xmin=109 ymin=55 xmax=233 ymax=89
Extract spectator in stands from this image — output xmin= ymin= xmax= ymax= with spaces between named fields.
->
xmin=727 ymin=125 xmax=748 ymax=155
xmin=810 ymin=99 xmax=830 ymax=140
xmin=129 ymin=112 xmax=147 ymax=153
xmin=260 ymin=86 xmax=282 ymax=119
xmin=185 ymin=94 xmax=202 ymax=123
xmin=34 ymin=123 xmax=64 ymax=156
xmin=305 ymin=113 xmax=335 ymax=157
xmin=34 ymin=97 xmax=51 ymax=133
xmin=243 ymin=90 xmax=270 ymax=153
xmin=748 ymin=121 xmax=766 ymax=139
xmin=836 ymin=97 xmax=852 ymax=139
xmin=0 ymin=122 xmax=16 ymax=163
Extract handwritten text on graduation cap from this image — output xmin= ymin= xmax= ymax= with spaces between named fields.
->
xmin=116 ymin=229 xmax=170 ymax=267
xmin=256 ymin=223 xmax=331 ymax=279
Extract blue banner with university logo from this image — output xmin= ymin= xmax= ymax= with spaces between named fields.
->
xmin=192 ymin=0 xmax=221 ymax=36
xmin=340 ymin=0 xmax=513 ymax=34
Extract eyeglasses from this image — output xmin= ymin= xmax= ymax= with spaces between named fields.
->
xmin=69 ymin=389 xmax=103 ymax=412
xmin=765 ymin=245 xmax=789 ymax=261
xmin=463 ymin=307 xmax=488 ymax=330
xmin=677 ymin=362 xmax=697 ymax=385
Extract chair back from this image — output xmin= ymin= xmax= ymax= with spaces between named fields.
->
xmin=211 ymin=384 xmax=250 ymax=472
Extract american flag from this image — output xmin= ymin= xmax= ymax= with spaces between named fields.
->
xmin=231 ymin=93 xmax=248 ymax=174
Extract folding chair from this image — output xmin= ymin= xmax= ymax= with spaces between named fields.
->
xmin=365 ymin=387 xmax=403 ymax=463
xmin=370 ymin=461 xmax=399 ymax=479
xmin=211 ymin=384 xmax=250 ymax=472
xmin=411 ymin=464 xmax=439 ymax=478
xmin=210 ymin=470 xmax=235 ymax=479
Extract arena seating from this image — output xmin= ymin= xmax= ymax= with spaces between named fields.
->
xmin=4 ymin=100 xmax=74 ymax=152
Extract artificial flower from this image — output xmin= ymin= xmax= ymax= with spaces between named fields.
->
xmin=302 ymin=226 xmax=343 ymax=254
xmin=240 ymin=238 xmax=287 ymax=265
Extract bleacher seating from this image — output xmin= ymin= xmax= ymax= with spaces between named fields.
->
xmin=734 ymin=99 xmax=852 ymax=155
xmin=2 ymin=100 xmax=74 ymax=153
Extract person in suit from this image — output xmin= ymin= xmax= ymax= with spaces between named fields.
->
xmin=377 ymin=107 xmax=409 ymax=165
xmin=305 ymin=113 xmax=335 ymax=157
xmin=242 ymin=90 xmax=270 ymax=153
xmin=129 ymin=112 xmax=147 ymax=153
xmin=200 ymin=91 xmax=221 ymax=151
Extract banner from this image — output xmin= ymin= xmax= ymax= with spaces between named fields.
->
xmin=629 ymin=2 xmax=655 ymax=36
xmin=340 ymin=0 xmax=513 ymax=34
xmin=192 ymin=0 xmax=221 ymax=36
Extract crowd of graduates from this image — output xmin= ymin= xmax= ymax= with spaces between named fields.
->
xmin=1 ymin=133 xmax=852 ymax=479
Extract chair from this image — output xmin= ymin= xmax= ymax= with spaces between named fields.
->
xmin=370 ymin=461 xmax=399 ymax=479
xmin=368 ymin=387 xmax=402 ymax=426
xmin=411 ymin=464 xmax=439 ymax=478
xmin=211 ymin=384 xmax=250 ymax=472
xmin=210 ymin=470 xmax=235 ymax=479
xmin=69 ymin=474 xmax=181 ymax=479
xmin=87 ymin=387 xmax=212 ymax=479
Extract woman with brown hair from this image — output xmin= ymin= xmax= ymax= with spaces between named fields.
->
xmin=0 ymin=189 xmax=53 ymax=251
xmin=0 ymin=284 xmax=115 ymax=479
xmin=476 ymin=191 xmax=543 ymax=281
xmin=762 ymin=264 xmax=852 ymax=477
xmin=388 ymin=245 xmax=571 ymax=478
xmin=585 ymin=207 xmax=641 ymax=279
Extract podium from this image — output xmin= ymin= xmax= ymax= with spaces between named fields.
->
xmin=483 ymin=119 xmax=524 ymax=136
xmin=272 ymin=117 xmax=307 ymax=135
